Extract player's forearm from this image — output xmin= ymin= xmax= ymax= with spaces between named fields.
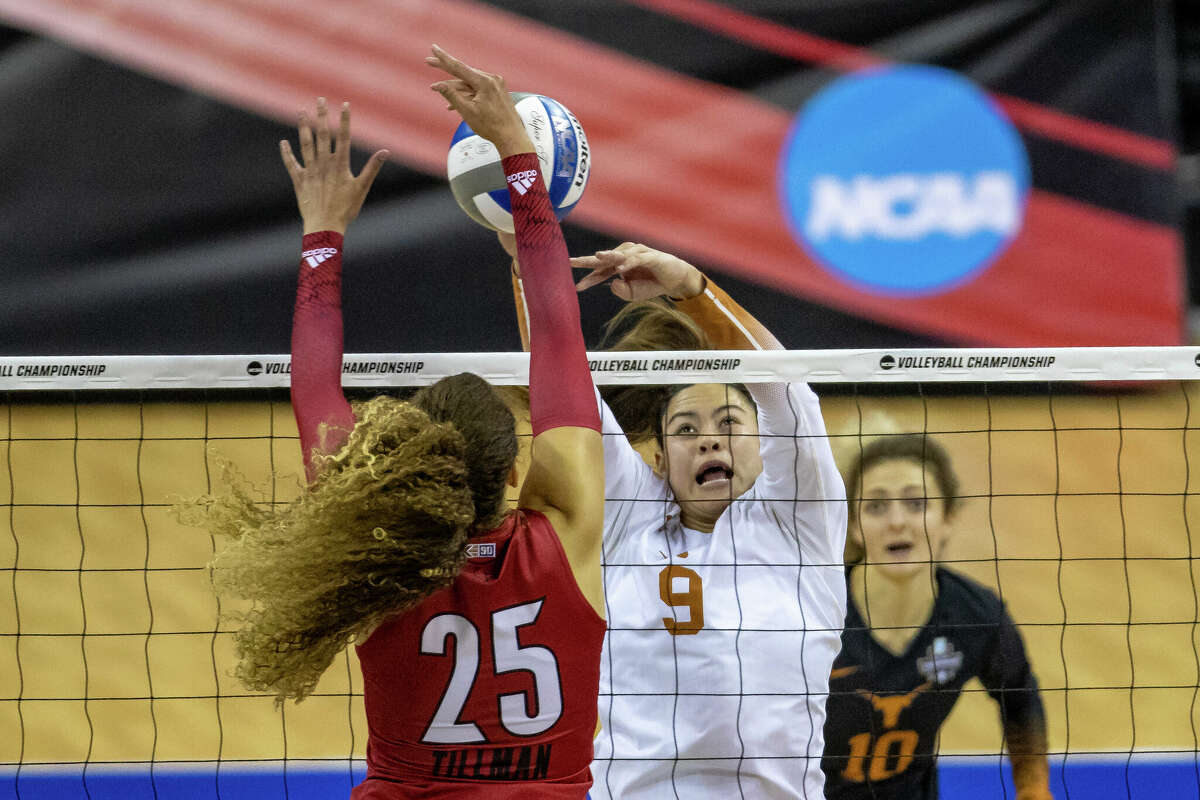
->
xmin=1005 ymin=720 xmax=1052 ymax=800
xmin=502 ymin=152 xmax=599 ymax=434
xmin=1011 ymin=756 xmax=1051 ymax=800
xmin=510 ymin=269 xmax=531 ymax=352
xmin=671 ymin=276 xmax=783 ymax=351
xmin=291 ymin=231 xmax=356 ymax=479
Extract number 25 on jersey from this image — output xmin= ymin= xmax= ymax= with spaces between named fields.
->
xmin=420 ymin=599 xmax=563 ymax=744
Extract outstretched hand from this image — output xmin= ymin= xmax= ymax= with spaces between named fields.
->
xmin=426 ymin=45 xmax=532 ymax=157
xmin=279 ymin=98 xmax=388 ymax=235
xmin=572 ymin=243 xmax=706 ymax=302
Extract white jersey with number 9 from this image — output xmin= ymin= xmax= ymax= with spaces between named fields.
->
xmin=591 ymin=381 xmax=847 ymax=800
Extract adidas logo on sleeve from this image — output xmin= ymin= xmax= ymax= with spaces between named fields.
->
xmin=302 ymin=247 xmax=338 ymax=268
xmin=506 ymin=169 xmax=539 ymax=195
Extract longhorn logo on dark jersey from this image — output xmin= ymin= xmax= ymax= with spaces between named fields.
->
xmin=855 ymin=682 xmax=930 ymax=728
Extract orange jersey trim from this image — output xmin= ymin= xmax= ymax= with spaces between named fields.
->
xmin=672 ymin=279 xmax=783 ymax=352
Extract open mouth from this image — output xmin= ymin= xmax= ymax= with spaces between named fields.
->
xmin=885 ymin=542 xmax=914 ymax=556
xmin=695 ymin=461 xmax=734 ymax=486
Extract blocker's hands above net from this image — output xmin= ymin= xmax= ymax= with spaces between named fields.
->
xmin=279 ymin=98 xmax=388 ymax=235
xmin=427 ymin=45 xmax=532 ymax=157
xmin=572 ymin=243 xmax=706 ymax=301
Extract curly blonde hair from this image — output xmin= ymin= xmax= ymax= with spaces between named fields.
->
xmin=179 ymin=374 xmax=517 ymax=702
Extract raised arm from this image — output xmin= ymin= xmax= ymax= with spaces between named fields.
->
xmin=280 ymin=99 xmax=387 ymax=481
xmin=747 ymin=380 xmax=847 ymax=565
xmin=643 ymin=253 xmax=846 ymax=562
xmin=573 ymin=243 xmax=845 ymax=560
xmin=572 ymin=243 xmax=783 ymax=351
xmin=429 ymin=47 xmax=604 ymax=614
xmin=505 ymin=238 xmax=664 ymax=524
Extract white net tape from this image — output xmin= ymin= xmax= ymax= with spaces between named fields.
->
xmin=1 ymin=347 xmax=1198 ymax=390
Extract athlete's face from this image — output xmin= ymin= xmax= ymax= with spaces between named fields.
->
xmin=853 ymin=458 xmax=950 ymax=582
xmin=657 ymin=384 xmax=762 ymax=532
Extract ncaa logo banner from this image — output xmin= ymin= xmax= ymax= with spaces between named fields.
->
xmin=780 ymin=65 xmax=1030 ymax=294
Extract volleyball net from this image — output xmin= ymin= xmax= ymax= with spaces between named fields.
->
xmin=3 ymin=349 xmax=1200 ymax=800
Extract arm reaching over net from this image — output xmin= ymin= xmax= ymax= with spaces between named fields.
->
xmin=279 ymin=98 xmax=387 ymax=480
xmin=573 ymin=242 xmax=846 ymax=560
xmin=513 ymin=242 xmax=782 ymax=353
xmin=429 ymin=46 xmax=604 ymax=613
xmin=572 ymin=243 xmax=783 ymax=351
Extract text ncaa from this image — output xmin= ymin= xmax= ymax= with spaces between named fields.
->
xmin=780 ymin=65 xmax=1029 ymax=294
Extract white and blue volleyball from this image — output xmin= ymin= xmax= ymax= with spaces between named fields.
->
xmin=447 ymin=92 xmax=590 ymax=233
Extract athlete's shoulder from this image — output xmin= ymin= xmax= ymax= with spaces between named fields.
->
xmin=509 ymin=507 xmax=568 ymax=554
xmin=516 ymin=506 xmax=553 ymax=530
xmin=936 ymin=566 xmax=1006 ymax=622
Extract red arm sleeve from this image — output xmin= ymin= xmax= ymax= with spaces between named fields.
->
xmin=291 ymin=231 xmax=356 ymax=481
xmin=501 ymin=153 xmax=599 ymax=435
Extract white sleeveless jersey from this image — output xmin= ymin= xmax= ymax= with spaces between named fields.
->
xmin=591 ymin=381 xmax=848 ymax=800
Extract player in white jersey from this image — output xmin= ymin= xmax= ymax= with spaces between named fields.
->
xmin=509 ymin=242 xmax=848 ymax=799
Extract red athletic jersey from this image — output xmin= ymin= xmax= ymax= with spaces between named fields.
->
xmin=351 ymin=509 xmax=605 ymax=799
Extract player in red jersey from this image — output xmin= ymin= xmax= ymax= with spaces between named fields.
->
xmin=187 ymin=48 xmax=604 ymax=799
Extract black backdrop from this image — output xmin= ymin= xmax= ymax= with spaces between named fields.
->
xmin=0 ymin=1 xmax=1185 ymax=356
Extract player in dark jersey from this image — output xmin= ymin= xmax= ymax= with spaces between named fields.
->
xmin=822 ymin=434 xmax=1051 ymax=800
xmin=186 ymin=48 xmax=605 ymax=798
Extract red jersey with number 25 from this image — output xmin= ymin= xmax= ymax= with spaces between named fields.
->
xmin=351 ymin=508 xmax=605 ymax=799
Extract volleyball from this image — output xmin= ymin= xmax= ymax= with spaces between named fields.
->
xmin=447 ymin=92 xmax=590 ymax=233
